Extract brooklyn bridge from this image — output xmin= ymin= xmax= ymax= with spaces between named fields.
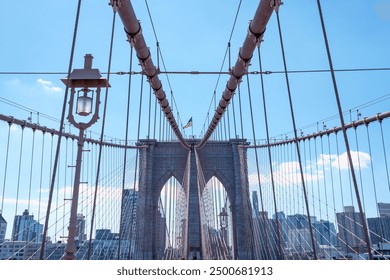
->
xmin=0 ymin=0 xmax=389 ymax=260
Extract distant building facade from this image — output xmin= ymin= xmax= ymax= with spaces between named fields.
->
xmin=76 ymin=213 xmax=86 ymax=242
xmin=0 ymin=213 xmax=7 ymax=243
xmin=378 ymin=202 xmax=390 ymax=218
xmin=367 ymin=216 xmax=390 ymax=245
xmin=313 ymin=220 xmax=337 ymax=247
xmin=120 ymin=189 xmax=138 ymax=242
xmin=336 ymin=206 xmax=366 ymax=253
xmin=11 ymin=209 xmax=43 ymax=242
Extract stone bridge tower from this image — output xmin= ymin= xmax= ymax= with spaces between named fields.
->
xmin=134 ymin=139 xmax=254 ymax=260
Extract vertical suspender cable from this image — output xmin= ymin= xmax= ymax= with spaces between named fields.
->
xmin=256 ymin=46 xmax=283 ymax=259
xmin=308 ymin=139 xmax=316 ymax=217
xmin=365 ymin=123 xmax=383 ymax=242
xmin=237 ymin=85 xmax=244 ymax=138
xmin=14 ymin=126 xmax=25 ymax=237
xmin=27 ymin=129 xmax=36 ymax=211
xmin=335 ymin=132 xmax=346 ymax=208
xmin=117 ymin=44 xmax=135 ymax=260
xmin=352 ymin=125 xmax=366 ymax=210
xmin=231 ymin=97 xmax=238 ymax=138
xmin=40 ymin=0 xmax=82 ymax=260
xmin=37 ymin=131 xmax=46 ymax=229
xmin=274 ymin=7 xmax=317 ymax=259
xmin=244 ymin=73 xmax=271 ymax=259
xmin=153 ymin=97 xmax=157 ymax=139
xmin=128 ymin=73 xmax=144 ymax=259
xmin=316 ymin=0 xmax=372 ymax=259
xmin=0 ymin=122 xmax=11 ymax=213
xmin=378 ymin=118 xmax=390 ymax=192
xmin=87 ymin=8 xmax=117 ymax=260
xmin=148 ymin=86 xmax=152 ymax=139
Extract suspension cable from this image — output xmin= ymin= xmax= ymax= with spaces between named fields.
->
xmin=40 ymin=0 xmax=82 ymax=260
xmin=88 ymin=9 xmax=117 ymax=260
xmin=117 ymin=43 xmax=135 ymax=259
xmin=128 ymin=73 xmax=145 ymax=259
xmin=244 ymin=73 xmax=272 ymax=259
xmin=274 ymin=5 xmax=318 ymax=259
xmin=0 ymin=122 xmax=11 ymax=213
xmin=316 ymin=0 xmax=372 ymax=259
xmin=197 ymin=0 xmax=274 ymax=149
xmin=256 ymin=46 xmax=283 ymax=259
xmin=378 ymin=118 xmax=390 ymax=192
xmin=14 ymin=126 xmax=25 ymax=240
xmin=201 ymin=0 xmax=243 ymax=139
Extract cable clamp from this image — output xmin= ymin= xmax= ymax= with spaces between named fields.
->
xmin=363 ymin=117 xmax=369 ymax=126
xmin=124 ymin=22 xmax=142 ymax=46
xmin=270 ymin=0 xmax=283 ymax=12
xmin=248 ymin=21 xmax=265 ymax=46
xmin=376 ymin=113 xmax=383 ymax=123
xmin=109 ymin=0 xmax=122 ymax=12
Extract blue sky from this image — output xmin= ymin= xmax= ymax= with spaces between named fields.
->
xmin=0 ymin=0 xmax=390 ymax=239
xmin=1 ymin=0 xmax=389 ymax=140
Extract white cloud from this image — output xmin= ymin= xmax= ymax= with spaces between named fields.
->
xmin=249 ymin=161 xmax=323 ymax=188
xmin=331 ymin=151 xmax=371 ymax=170
xmin=249 ymin=150 xmax=371 ymax=188
xmin=37 ymin=78 xmax=62 ymax=93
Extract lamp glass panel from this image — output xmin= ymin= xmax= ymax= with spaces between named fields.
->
xmin=77 ymin=96 xmax=93 ymax=116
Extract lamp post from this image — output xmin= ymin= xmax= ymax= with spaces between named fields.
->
xmin=61 ymin=54 xmax=110 ymax=260
xmin=219 ymin=207 xmax=229 ymax=242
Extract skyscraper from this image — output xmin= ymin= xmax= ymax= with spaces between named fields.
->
xmin=336 ymin=206 xmax=366 ymax=253
xmin=286 ymin=214 xmax=317 ymax=253
xmin=11 ymin=209 xmax=43 ymax=242
xmin=120 ymin=189 xmax=138 ymax=258
xmin=313 ymin=220 xmax=337 ymax=246
xmin=367 ymin=216 xmax=390 ymax=244
xmin=76 ymin=213 xmax=86 ymax=242
xmin=378 ymin=202 xmax=390 ymax=218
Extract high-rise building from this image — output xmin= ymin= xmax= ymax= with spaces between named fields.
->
xmin=378 ymin=202 xmax=390 ymax=218
xmin=118 ymin=189 xmax=138 ymax=258
xmin=367 ymin=216 xmax=390 ymax=244
xmin=0 ymin=213 xmax=7 ymax=243
xmin=313 ymin=220 xmax=337 ymax=246
xmin=11 ymin=209 xmax=43 ymax=242
xmin=336 ymin=206 xmax=366 ymax=253
xmin=120 ymin=189 xmax=138 ymax=242
xmin=76 ymin=213 xmax=86 ymax=242
xmin=286 ymin=214 xmax=317 ymax=253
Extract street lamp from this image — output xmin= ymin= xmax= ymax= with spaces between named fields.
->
xmin=60 ymin=54 xmax=110 ymax=260
xmin=219 ymin=207 xmax=229 ymax=230
xmin=219 ymin=207 xmax=229 ymax=244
